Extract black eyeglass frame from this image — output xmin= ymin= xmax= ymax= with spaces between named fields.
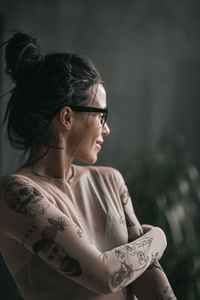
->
xmin=69 ymin=105 xmax=108 ymax=127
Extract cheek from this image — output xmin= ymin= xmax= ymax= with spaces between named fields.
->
xmin=69 ymin=124 xmax=86 ymax=145
xmin=86 ymin=128 xmax=101 ymax=145
xmin=70 ymin=117 xmax=101 ymax=149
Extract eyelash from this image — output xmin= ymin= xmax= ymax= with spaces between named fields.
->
xmin=99 ymin=114 xmax=104 ymax=121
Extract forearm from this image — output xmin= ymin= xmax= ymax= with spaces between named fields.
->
xmin=103 ymin=227 xmax=166 ymax=293
xmin=119 ymin=189 xmax=176 ymax=297
xmin=126 ymin=223 xmax=176 ymax=299
xmin=130 ymin=261 xmax=177 ymax=300
xmin=113 ymin=169 xmax=177 ymax=299
xmin=127 ymin=226 xmax=177 ymax=299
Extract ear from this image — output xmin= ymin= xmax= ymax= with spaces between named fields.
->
xmin=59 ymin=106 xmax=73 ymax=130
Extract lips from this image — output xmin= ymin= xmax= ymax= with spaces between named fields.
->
xmin=96 ymin=140 xmax=103 ymax=151
xmin=96 ymin=140 xmax=103 ymax=145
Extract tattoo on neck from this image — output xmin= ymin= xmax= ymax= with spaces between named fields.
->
xmin=50 ymin=145 xmax=64 ymax=150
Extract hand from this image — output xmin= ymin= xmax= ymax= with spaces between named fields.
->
xmin=141 ymin=224 xmax=154 ymax=233
xmin=142 ymin=224 xmax=167 ymax=260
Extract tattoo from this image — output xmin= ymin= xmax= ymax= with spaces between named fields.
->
xmin=33 ymin=239 xmax=81 ymax=277
xmin=120 ymin=186 xmax=130 ymax=206
xmin=111 ymin=261 xmax=134 ymax=288
xmin=110 ymin=236 xmax=153 ymax=288
xmin=74 ymin=223 xmax=92 ymax=243
xmin=147 ymin=252 xmax=163 ymax=271
xmin=119 ymin=214 xmax=125 ymax=225
xmin=63 ymin=219 xmax=85 ymax=239
xmin=32 ymin=218 xmax=82 ymax=277
xmin=125 ymin=211 xmax=135 ymax=227
xmin=120 ymin=185 xmax=135 ymax=230
xmin=33 ymin=238 xmax=81 ymax=277
xmin=49 ymin=145 xmax=64 ymax=150
xmin=150 ymin=252 xmax=159 ymax=264
xmin=148 ymin=261 xmax=163 ymax=271
xmin=22 ymin=225 xmax=37 ymax=244
xmin=159 ymin=286 xmax=176 ymax=300
xmin=115 ymin=237 xmax=152 ymax=268
xmin=47 ymin=217 xmax=69 ymax=232
xmin=3 ymin=177 xmax=49 ymax=217
xmin=115 ymin=249 xmax=126 ymax=260
xmin=77 ymin=228 xmax=84 ymax=238
xmin=14 ymin=254 xmax=78 ymax=295
xmin=38 ymin=217 xmax=70 ymax=244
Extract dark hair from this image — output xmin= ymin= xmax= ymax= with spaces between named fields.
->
xmin=4 ymin=32 xmax=101 ymax=149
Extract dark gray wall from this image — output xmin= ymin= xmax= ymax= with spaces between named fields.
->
xmin=1 ymin=0 xmax=200 ymax=176
xmin=0 ymin=1 xmax=200 ymax=299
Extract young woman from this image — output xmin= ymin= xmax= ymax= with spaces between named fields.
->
xmin=0 ymin=32 xmax=176 ymax=300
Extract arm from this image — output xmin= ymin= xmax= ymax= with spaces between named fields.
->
xmin=0 ymin=175 xmax=166 ymax=294
xmin=117 ymin=171 xmax=177 ymax=299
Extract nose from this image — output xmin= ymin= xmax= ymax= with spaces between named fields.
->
xmin=102 ymin=122 xmax=110 ymax=136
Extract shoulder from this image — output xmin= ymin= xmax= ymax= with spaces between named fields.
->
xmin=0 ymin=173 xmax=49 ymax=222
xmin=93 ymin=165 xmax=123 ymax=180
xmin=0 ymin=172 xmax=36 ymax=191
xmin=0 ymin=173 xmax=22 ymax=193
xmin=0 ymin=172 xmax=45 ymax=206
xmin=73 ymin=164 xmax=125 ymax=186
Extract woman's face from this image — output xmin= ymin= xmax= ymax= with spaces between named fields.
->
xmin=69 ymin=83 xmax=110 ymax=164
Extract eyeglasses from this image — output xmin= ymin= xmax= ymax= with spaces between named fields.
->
xmin=69 ymin=105 xmax=108 ymax=127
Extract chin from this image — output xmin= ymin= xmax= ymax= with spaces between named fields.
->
xmin=80 ymin=154 xmax=98 ymax=165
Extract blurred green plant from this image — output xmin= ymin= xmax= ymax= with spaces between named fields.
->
xmin=124 ymin=137 xmax=200 ymax=300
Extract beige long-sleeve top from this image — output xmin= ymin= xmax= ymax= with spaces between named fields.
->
xmin=0 ymin=165 xmax=166 ymax=300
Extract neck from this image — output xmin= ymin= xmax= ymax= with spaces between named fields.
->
xmin=24 ymin=145 xmax=74 ymax=180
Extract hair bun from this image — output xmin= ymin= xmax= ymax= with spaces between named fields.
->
xmin=5 ymin=32 xmax=43 ymax=83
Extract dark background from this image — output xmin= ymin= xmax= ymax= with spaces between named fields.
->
xmin=0 ymin=0 xmax=200 ymax=299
